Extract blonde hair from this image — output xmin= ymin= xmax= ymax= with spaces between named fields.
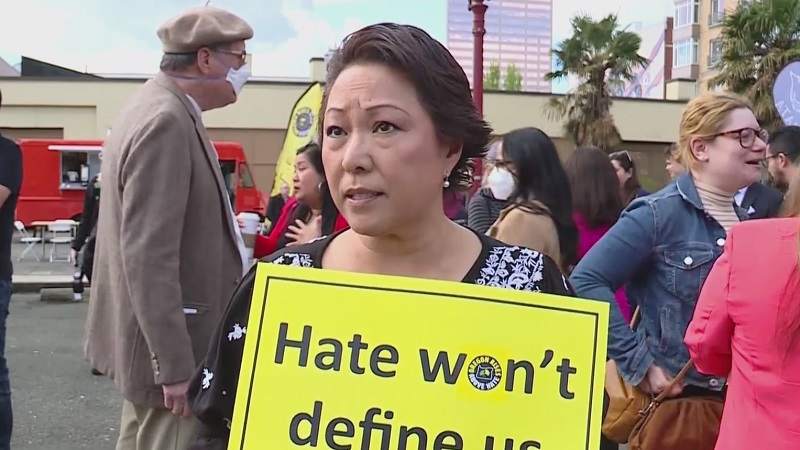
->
xmin=676 ymin=91 xmax=752 ymax=170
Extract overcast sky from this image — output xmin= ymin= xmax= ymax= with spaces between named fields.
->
xmin=0 ymin=0 xmax=672 ymax=78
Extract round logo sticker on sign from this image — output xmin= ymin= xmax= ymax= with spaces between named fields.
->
xmin=773 ymin=61 xmax=800 ymax=126
xmin=467 ymin=355 xmax=503 ymax=391
xmin=292 ymin=107 xmax=314 ymax=138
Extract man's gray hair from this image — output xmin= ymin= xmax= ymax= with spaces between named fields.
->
xmin=159 ymin=53 xmax=197 ymax=72
xmin=159 ymin=43 xmax=232 ymax=73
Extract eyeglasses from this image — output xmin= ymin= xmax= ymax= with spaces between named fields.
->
xmin=212 ymin=49 xmax=251 ymax=65
xmin=494 ymin=158 xmax=511 ymax=170
xmin=710 ymin=127 xmax=768 ymax=148
xmin=760 ymin=152 xmax=783 ymax=168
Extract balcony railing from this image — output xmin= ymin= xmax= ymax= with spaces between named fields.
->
xmin=708 ymin=10 xmax=725 ymax=26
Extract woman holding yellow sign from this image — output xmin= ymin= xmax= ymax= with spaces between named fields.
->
xmin=187 ymin=23 xmax=576 ymax=449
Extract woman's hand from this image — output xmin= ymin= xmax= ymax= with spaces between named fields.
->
xmin=286 ymin=216 xmax=322 ymax=246
xmin=69 ymin=249 xmax=79 ymax=265
xmin=638 ymin=365 xmax=684 ymax=397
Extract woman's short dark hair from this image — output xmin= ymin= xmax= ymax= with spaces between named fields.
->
xmin=296 ymin=142 xmax=324 ymax=175
xmin=609 ymin=150 xmax=643 ymax=205
xmin=278 ymin=142 xmax=340 ymax=249
xmin=502 ymin=127 xmax=579 ymax=267
xmin=564 ymin=146 xmax=623 ymax=228
xmin=322 ymin=23 xmax=492 ymax=191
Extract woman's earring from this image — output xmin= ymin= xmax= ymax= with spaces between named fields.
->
xmin=442 ymin=174 xmax=450 ymax=189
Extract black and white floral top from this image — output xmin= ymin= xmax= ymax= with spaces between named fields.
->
xmin=187 ymin=230 xmax=574 ymax=449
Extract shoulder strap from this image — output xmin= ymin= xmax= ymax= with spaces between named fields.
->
xmin=629 ymin=306 xmax=641 ymax=330
xmin=652 ymin=361 xmax=695 ymax=404
xmin=629 ymin=306 xmax=696 ymax=404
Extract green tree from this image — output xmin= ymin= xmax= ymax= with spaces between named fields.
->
xmin=503 ymin=63 xmax=523 ymax=91
xmin=544 ymin=14 xmax=648 ymax=149
xmin=484 ymin=62 xmax=501 ymax=90
xmin=710 ymin=0 xmax=800 ymax=130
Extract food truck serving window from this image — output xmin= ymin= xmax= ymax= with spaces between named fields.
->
xmin=49 ymin=145 xmax=103 ymax=190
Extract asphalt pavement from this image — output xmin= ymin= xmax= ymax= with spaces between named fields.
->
xmin=6 ymin=294 xmax=119 ymax=449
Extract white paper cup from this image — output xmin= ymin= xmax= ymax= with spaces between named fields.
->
xmin=237 ymin=212 xmax=260 ymax=253
xmin=237 ymin=212 xmax=260 ymax=235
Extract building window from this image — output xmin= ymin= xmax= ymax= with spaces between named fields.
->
xmin=709 ymin=0 xmax=725 ymax=25
xmin=709 ymin=38 xmax=723 ymax=67
xmin=674 ymin=0 xmax=699 ymax=27
xmin=673 ymin=38 xmax=698 ymax=67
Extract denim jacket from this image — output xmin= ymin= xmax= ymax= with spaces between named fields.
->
xmin=569 ymin=173 xmax=746 ymax=390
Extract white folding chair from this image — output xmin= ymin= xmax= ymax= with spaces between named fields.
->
xmin=48 ymin=220 xmax=74 ymax=262
xmin=14 ymin=221 xmax=42 ymax=262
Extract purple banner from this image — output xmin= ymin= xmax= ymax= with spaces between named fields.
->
xmin=773 ymin=60 xmax=800 ymax=126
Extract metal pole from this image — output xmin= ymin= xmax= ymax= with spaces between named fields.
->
xmin=468 ymin=0 xmax=488 ymax=194
xmin=469 ymin=0 xmax=487 ymax=114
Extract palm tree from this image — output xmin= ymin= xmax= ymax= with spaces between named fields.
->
xmin=545 ymin=14 xmax=648 ymax=150
xmin=711 ymin=0 xmax=800 ymax=130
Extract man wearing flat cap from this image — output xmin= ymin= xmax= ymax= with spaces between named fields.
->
xmin=83 ymin=6 xmax=254 ymax=449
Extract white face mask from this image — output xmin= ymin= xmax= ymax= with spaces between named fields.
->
xmin=488 ymin=167 xmax=515 ymax=200
xmin=226 ymin=63 xmax=250 ymax=96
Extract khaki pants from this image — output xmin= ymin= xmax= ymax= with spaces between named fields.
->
xmin=115 ymin=400 xmax=197 ymax=450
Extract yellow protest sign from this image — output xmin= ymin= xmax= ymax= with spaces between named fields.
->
xmin=270 ymin=82 xmax=324 ymax=197
xmin=229 ymin=263 xmax=609 ymax=450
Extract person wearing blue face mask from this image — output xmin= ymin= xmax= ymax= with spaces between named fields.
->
xmin=83 ymin=6 xmax=254 ymax=450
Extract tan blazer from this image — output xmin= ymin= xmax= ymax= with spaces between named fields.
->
xmin=84 ymin=72 xmax=243 ymax=409
xmin=487 ymin=202 xmax=563 ymax=271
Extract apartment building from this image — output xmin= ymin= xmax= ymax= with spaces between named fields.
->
xmin=447 ymin=0 xmax=553 ymax=92
xmin=673 ymin=0 xmax=749 ymax=94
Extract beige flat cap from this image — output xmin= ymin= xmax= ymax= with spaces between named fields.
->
xmin=157 ymin=6 xmax=254 ymax=53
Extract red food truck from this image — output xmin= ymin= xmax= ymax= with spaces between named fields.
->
xmin=15 ymin=139 xmax=267 ymax=226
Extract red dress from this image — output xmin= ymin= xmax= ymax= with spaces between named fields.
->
xmin=253 ymin=197 xmax=348 ymax=259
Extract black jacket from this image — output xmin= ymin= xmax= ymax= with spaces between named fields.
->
xmin=72 ymin=174 xmax=101 ymax=258
xmin=740 ymin=182 xmax=784 ymax=220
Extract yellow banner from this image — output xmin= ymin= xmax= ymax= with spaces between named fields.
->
xmin=229 ymin=263 xmax=609 ymax=450
xmin=270 ymin=82 xmax=324 ymax=197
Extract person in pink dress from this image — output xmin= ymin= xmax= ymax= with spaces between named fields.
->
xmin=564 ymin=146 xmax=630 ymax=322
xmin=685 ymin=205 xmax=800 ymax=449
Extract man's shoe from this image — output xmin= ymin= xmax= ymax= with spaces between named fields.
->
xmin=91 ymin=368 xmax=102 ymax=376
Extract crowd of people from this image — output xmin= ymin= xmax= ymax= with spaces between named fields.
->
xmin=1 ymin=4 xmax=800 ymax=450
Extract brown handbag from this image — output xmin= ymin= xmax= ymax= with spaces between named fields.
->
xmin=601 ymin=308 xmax=650 ymax=444
xmin=628 ymin=362 xmax=724 ymax=450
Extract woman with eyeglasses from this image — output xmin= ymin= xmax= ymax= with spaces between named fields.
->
xmin=467 ymin=139 xmax=509 ymax=234
xmin=609 ymin=150 xmax=650 ymax=205
xmin=683 ymin=152 xmax=800 ymax=450
xmin=570 ymin=92 xmax=766 ymax=447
